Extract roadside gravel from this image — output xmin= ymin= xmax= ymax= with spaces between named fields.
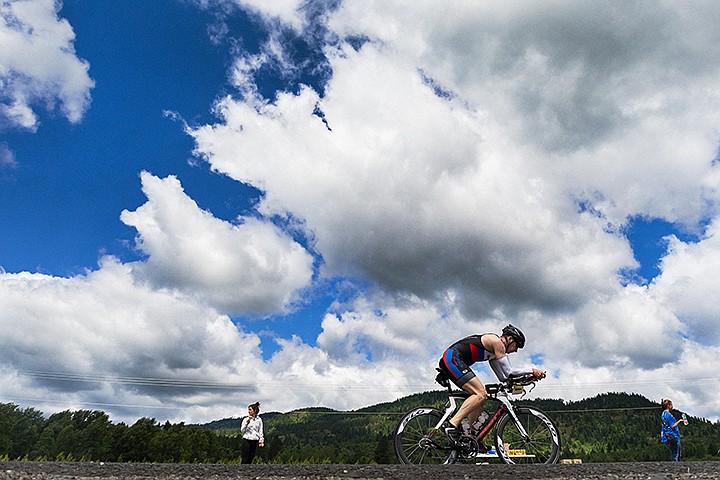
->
xmin=2 ymin=461 xmax=720 ymax=480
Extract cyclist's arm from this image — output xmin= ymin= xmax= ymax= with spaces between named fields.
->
xmin=489 ymin=356 xmax=534 ymax=381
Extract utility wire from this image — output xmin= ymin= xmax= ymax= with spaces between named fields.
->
xmin=17 ymin=370 xmax=256 ymax=390
xmin=1 ymin=395 xmax=185 ymax=411
xmin=14 ymin=369 xmax=720 ymax=390
xmin=7 ymin=370 xmax=720 ymax=416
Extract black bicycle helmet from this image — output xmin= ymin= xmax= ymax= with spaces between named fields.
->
xmin=502 ymin=324 xmax=526 ymax=349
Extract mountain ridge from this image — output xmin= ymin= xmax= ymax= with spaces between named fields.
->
xmin=197 ymin=390 xmax=720 ymax=463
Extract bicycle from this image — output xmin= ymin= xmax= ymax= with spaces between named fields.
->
xmin=393 ymin=370 xmax=561 ymax=464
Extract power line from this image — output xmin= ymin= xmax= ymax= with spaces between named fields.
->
xmin=15 ymin=368 xmax=720 ymax=391
xmin=16 ymin=370 xmax=256 ymax=390
xmin=9 ymin=369 xmax=720 ymax=413
xmin=1 ymin=395 xmax=186 ymax=411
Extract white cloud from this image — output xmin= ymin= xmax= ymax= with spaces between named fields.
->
xmin=192 ymin=43 xmax=637 ymax=319
xmin=0 ymin=0 xmax=94 ymax=130
xmin=236 ymin=0 xmax=306 ymax=31
xmin=651 ymin=219 xmax=720 ymax=345
xmin=0 ymin=264 xmax=450 ymax=420
xmin=189 ymin=1 xmax=720 ymax=420
xmin=331 ymin=0 xmax=720 ymax=228
xmin=0 ymin=257 xmax=265 ymax=423
xmin=252 ymin=336 xmax=403 ymax=411
xmin=5 ymin=0 xmax=720 ymax=424
xmin=0 ymin=142 xmax=16 ymax=168
xmin=541 ymin=284 xmax=684 ymax=371
xmin=120 ymin=172 xmax=314 ymax=316
xmin=193 ymin=0 xmax=305 ymax=31
xmin=535 ymin=339 xmax=720 ymax=421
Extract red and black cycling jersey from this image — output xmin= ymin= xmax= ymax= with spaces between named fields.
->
xmin=439 ymin=334 xmax=497 ymax=387
xmin=447 ymin=334 xmax=494 ymax=364
xmin=439 ymin=333 xmax=534 ymax=387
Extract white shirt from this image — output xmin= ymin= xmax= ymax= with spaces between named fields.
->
xmin=241 ymin=415 xmax=264 ymax=443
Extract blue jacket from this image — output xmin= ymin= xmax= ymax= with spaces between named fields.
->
xmin=662 ymin=410 xmax=680 ymax=440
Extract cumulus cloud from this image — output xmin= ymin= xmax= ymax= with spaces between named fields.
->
xmin=330 ymin=0 xmax=720 ymax=228
xmin=0 ymin=0 xmax=94 ymax=130
xmin=5 ymin=0 xmax=720 ymax=423
xmin=0 ymin=258 xmax=265 ymax=422
xmin=120 ymin=172 xmax=314 ymax=316
xmin=651 ymin=219 xmax=720 ymax=345
xmin=0 ymin=262 xmax=446 ymax=421
xmin=541 ymin=284 xmax=684 ymax=370
xmin=188 ymin=1 xmax=720 ymax=419
xmin=191 ymin=42 xmax=636 ymax=319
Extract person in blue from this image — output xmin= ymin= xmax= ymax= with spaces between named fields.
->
xmin=661 ymin=398 xmax=684 ymax=461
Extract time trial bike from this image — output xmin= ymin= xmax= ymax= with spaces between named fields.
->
xmin=394 ymin=371 xmax=561 ymax=464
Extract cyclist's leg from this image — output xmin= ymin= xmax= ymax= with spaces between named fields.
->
xmin=438 ymin=351 xmax=488 ymax=430
xmin=450 ymin=376 xmax=488 ymax=429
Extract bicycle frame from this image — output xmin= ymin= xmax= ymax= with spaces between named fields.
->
xmin=394 ymin=373 xmax=561 ymax=465
xmin=432 ymin=383 xmax=531 ymax=443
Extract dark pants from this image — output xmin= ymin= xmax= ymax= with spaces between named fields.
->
xmin=667 ymin=435 xmax=681 ymax=462
xmin=241 ymin=438 xmax=259 ymax=464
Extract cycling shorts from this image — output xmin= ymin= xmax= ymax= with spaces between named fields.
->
xmin=439 ymin=347 xmax=476 ymax=388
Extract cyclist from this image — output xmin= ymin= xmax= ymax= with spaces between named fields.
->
xmin=438 ymin=324 xmax=546 ymax=442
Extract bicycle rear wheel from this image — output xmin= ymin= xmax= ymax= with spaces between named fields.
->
xmin=394 ymin=407 xmax=457 ymax=464
xmin=494 ymin=406 xmax=561 ymax=464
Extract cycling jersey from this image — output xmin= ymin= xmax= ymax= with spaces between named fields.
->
xmin=439 ymin=333 xmax=532 ymax=387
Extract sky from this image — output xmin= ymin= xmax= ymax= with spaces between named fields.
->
xmin=1 ymin=0 xmax=720 ymax=425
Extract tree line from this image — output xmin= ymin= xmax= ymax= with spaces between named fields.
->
xmin=0 ymin=405 xmax=241 ymax=463
xmin=2 ymin=391 xmax=719 ymax=464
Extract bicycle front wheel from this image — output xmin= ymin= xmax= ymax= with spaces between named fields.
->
xmin=394 ymin=407 xmax=457 ymax=464
xmin=494 ymin=406 xmax=561 ymax=464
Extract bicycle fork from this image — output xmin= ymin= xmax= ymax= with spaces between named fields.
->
xmin=496 ymin=392 xmax=531 ymax=439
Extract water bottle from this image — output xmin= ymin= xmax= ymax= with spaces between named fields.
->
xmin=461 ymin=418 xmax=472 ymax=435
xmin=682 ymin=413 xmax=688 ymax=425
xmin=472 ymin=411 xmax=489 ymax=431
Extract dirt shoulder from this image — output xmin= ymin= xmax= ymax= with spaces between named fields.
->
xmin=2 ymin=461 xmax=719 ymax=480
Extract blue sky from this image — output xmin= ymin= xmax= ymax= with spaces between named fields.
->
xmin=1 ymin=0 xmax=324 ymax=354
xmin=2 ymin=0 xmax=720 ymax=424
xmin=2 ymin=1 xmax=254 ymax=272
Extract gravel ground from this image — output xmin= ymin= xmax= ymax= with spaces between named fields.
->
xmin=2 ymin=461 xmax=720 ymax=480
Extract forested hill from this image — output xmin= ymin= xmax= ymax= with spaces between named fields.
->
xmin=2 ymin=391 xmax=719 ymax=464
xmin=202 ymin=390 xmax=720 ymax=463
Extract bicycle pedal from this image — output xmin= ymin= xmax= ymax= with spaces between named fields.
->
xmin=456 ymin=434 xmax=479 ymax=451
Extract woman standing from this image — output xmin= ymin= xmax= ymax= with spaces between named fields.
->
xmin=240 ymin=402 xmax=264 ymax=464
xmin=661 ymin=399 xmax=685 ymax=461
